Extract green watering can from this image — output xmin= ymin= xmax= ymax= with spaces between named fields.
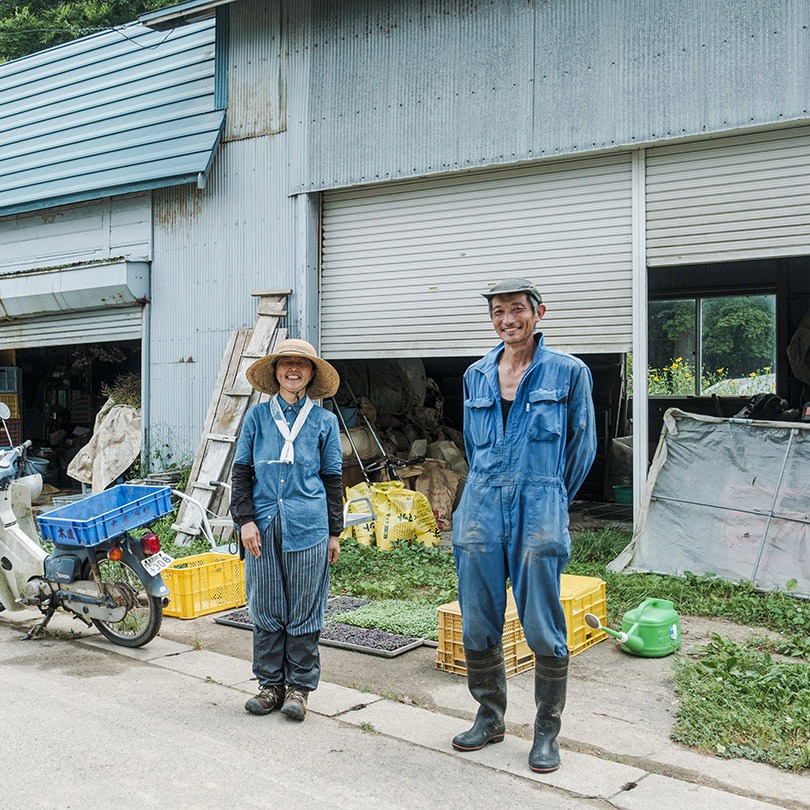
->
xmin=585 ymin=598 xmax=681 ymax=658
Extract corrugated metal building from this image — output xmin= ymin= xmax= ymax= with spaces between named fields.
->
xmin=2 ymin=0 xmax=810 ymax=504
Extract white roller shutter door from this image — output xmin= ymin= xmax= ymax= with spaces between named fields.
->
xmin=647 ymin=126 xmax=810 ymax=266
xmin=321 ymin=154 xmax=633 ymax=358
xmin=0 ymin=307 xmax=142 ymax=349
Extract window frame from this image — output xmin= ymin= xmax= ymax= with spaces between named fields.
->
xmin=647 ymin=287 xmax=777 ymax=398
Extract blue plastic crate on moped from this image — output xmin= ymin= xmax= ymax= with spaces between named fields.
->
xmin=37 ymin=485 xmax=172 ymax=547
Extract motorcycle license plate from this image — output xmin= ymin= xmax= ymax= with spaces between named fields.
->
xmin=141 ymin=551 xmax=174 ymax=577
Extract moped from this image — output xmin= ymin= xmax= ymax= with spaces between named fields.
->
xmin=0 ymin=403 xmax=173 ymax=647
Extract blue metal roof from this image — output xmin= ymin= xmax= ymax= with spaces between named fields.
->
xmin=0 ymin=19 xmax=224 ymax=217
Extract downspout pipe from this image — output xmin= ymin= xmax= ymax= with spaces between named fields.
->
xmin=141 ymin=298 xmax=151 ymax=474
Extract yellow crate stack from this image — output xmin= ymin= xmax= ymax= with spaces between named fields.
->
xmin=162 ymin=553 xmax=246 ymax=619
xmin=436 ymin=574 xmax=607 ymax=677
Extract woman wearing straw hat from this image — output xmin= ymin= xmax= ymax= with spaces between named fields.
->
xmin=230 ymin=339 xmax=343 ymax=721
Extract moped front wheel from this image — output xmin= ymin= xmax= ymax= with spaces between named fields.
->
xmin=91 ymin=559 xmax=163 ymax=648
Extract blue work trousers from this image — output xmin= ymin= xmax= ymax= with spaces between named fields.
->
xmin=245 ymin=515 xmax=330 ymax=690
xmin=454 ymin=540 xmax=569 ymax=659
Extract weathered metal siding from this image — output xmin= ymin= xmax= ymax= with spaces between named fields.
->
xmin=224 ymin=0 xmax=287 ymax=139
xmin=646 ymin=126 xmax=810 ymax=265
xmin=0 ymin=194 xmax=151 ymax=276
xmin=150 ymin=135 xmax=299 ymax=454
xmin=321 ymin=154 xmax=633 ymax=358
xmin=296 ymin=0 xmax=810 ymax=192
xmin=0 ymin=308 xmax=142 ymax=349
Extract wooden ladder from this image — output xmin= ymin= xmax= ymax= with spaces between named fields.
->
xmin=172 ymin=290 xmax=290 ymax=544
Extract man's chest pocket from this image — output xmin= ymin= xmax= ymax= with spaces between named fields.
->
xmin=527 ymin=388 xmax=566 ymax=441
xmin=465 ymin=396 xmax=497 ymax=447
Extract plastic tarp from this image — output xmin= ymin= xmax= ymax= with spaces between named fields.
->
xmin=609 ymin=409 xmax=810 ymax=598
xmin=67 ymin=401 xmax=142 ymax=493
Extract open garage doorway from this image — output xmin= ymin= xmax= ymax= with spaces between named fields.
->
xmin=9 ymin=340 xmax=140 ymax=492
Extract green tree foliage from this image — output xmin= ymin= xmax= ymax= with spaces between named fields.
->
xmin=648 ymin=299 xmax=695 ymax=370
xmin=701 ymin=295 xmax=775 ymax=378
xmin=0 ymin=0 xmax=170 ymax=63
xmin=649 ymin=295 xmax=775 ymax=381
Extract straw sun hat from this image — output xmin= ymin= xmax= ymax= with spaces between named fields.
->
xmin=246 ymin=338 xmax=340 ymax=399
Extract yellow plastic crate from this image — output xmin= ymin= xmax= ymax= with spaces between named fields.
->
xmin=0 ymin=393 xmax=19 ymax=418
xmin=436 ymin=575 xmax=606 ymax=676
xmin=560 ymin=573 xmax=607 ymax=656
xmin=436 ymin=593 xmax=534 ymax=677
xmin=162 ymin=552 xmax=246 ymax=619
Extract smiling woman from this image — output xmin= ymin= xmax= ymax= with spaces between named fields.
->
xmin=275 ymin=356 xmax=314 ymax=401
xmin=231 ymin=339 xmax=344 ymax=722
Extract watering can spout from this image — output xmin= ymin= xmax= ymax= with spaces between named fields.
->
xmin=621 ymin=623 xmax=645 ymax=654
xmin=583 ymin=613 xmax=646 ymax=655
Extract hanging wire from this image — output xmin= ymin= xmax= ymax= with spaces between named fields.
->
xmin=0 ymin=24 xmax=176 ymax=50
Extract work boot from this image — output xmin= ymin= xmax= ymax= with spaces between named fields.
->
xmin=452 ymin=644 xmax=507 ymax=751
xmin=245 ymin=684 xmax=285 ymax=716
xmin=528 ymin=655 xmax=568 ymax=773
xmin=280 ymin=685 xmax=309 ymax=721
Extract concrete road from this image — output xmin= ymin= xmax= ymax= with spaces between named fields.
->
xmin=0 ymin=622 xmax=606 ymax=810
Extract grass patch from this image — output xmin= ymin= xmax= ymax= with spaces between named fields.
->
xmin=330 ymin=530 xmax=810 ymax=640
xmin=673 ymin=635 xmax=810 ymax=771
xmin=568 ymin=529 xmax=810 ymax=637
xmin=331 ymin=539 xmax=457 ymax=605
xmin=337 ymin=599 xmax=440 ymax=641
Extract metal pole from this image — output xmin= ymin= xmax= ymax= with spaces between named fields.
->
xmin=751 ymin=428 xmax=796 ymax=585
xmin=331 ymin=398 xmax=370 ymax=483
xmin=631 ymin=149 xmax=648 ymax=528
xmin=140 ymin=299 xmax=151 ymax=474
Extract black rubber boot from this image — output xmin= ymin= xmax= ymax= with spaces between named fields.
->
xmin=452 ymin=644 xmax=507 ymax=751
xmin=529 ymin=655 xmax=568 ymax=773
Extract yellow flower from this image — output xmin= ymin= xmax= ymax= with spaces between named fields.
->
xmin=676 ymin=357 xmax=683 ymax=363
xmin=653 ymin=376 xmax=660 ymax=382
xmin=749 ymin=372 xmax=756 ymax=377
xmin=716 ymin=368 xmax=724 ymax=373
xmin=764 ymin=367 xmax=772 ymax=372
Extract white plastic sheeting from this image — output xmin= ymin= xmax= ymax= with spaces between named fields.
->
xmin=609 ymin=409 xmax=810 ymax=598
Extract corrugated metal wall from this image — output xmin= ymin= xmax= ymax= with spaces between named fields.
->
xmin=0 ymin=194 xmax=151 ymax=276
xmin=224 ymin=0 xmax=286 ymax=139
xmin=321 ymin=154 xmax=633 ymax=358
xmin=147 ymin=0 xmax=810 ymax=454
xmin=298 ymin=0 xmax=810 ymax=193
xmin=646 ymin=126 xmax=810 ymax=265
xmin=151 ymin=134 xmax=300 ymax=453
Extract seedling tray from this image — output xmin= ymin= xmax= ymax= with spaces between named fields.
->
xmin=37 ymin=484 xmax=172 ymax=547
xmin=214 ymin=603 xmax=425 ymax=658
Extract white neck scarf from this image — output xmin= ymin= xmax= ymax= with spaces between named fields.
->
xmin=267 ymin=395 xmax=313 ymax=464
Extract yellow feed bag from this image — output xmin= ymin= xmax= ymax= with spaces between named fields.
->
xmin=342 ymin=481 xmax=441 ymax=549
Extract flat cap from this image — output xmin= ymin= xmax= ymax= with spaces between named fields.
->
xmin=481 ymin=277 xmax=542 ymax=306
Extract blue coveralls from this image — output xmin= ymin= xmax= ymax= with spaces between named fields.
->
xmin=452 ymin=334 xmax=596 ymax=659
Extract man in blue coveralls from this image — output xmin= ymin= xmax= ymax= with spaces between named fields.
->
xmin=451 ymin=278 xmax=596 ymax=773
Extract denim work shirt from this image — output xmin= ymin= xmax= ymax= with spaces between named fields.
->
xmin=234 ymin=394 xmax=343 ymax=551
xmin=452 ymin=334 xmax=597 ymax=556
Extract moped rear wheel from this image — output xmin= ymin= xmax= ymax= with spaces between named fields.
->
xmin=91 ymin=559 xmax=163 ymax=648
